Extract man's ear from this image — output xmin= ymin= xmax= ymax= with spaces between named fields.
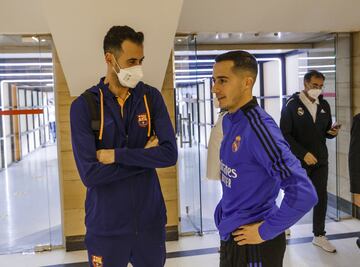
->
xmin=104 ymin=52 xmax=113 ymax=65
xmin=245 ymin=76 xmax=255 ymax=88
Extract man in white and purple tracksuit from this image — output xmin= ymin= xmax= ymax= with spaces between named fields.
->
xmin=212 ymin=50 xmax=318 ymax=267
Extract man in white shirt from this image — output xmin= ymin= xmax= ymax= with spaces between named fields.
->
xmin=206 ymin=110 xmax=226 ymax=180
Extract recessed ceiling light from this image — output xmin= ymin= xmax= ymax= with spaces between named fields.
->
xmin=219 ymin=33 xmax=230 ymax=39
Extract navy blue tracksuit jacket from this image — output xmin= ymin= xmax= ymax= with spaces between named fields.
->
xmin=70 ymin=78 xmax=177 ymax=237
xmin=280 ymin=93 xmax=335 ymax=166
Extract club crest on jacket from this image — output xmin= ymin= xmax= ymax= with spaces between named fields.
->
xmin=297 ymin=107 xmax=304 ymax=116
xmin=232 ymin=136 xmax=241 ymax=152
xmin=92 ymin=255 xmax=103 ymax=267
xmin=137 ymin=113 xmax=149 ymax=127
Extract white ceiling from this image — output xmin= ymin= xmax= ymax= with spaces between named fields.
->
xmin=178 ymin=0 xmax=360 ymax=33
xmin=3 ymin=0 xmax=360 ymax=35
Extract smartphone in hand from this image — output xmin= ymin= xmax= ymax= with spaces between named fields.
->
xmin=331 ymin=122 xmax=342 ymax=130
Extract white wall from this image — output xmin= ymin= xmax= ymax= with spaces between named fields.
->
xmin=1 ymin=0 xmax=360 ymax=96
xmin=0 ymin=0 xmax=183 ymax=96
xmin=263 ymin=60 xmax=281 ymax=125
xmin=0 ymin=0 xmax=49 ymax=34
xmin=41 ymin=0 xmax=183 ymax=96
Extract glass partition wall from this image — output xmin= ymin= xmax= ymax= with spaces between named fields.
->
xmin=174 ymin=33 xmax=347 ymax=235
xmin=0 ymin=34 xmax=62 ymax=254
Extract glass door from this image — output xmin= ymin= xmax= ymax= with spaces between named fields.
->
xmin=0 ymin=34 xmax=62 ymax=254
xmin=284 ymin=34 xmax=340 ymax=221
xmin=306 ymin=36 xmax=338 ymax=220
xmin=175 ymin=35 xmax=203 ymax=234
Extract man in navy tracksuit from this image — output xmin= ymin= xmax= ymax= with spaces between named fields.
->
xmin=280 ymin=70 xmax=340 ymax=253
xmin=70 ymin=26 xmax=177 ymax=267
xmin=212 ymin=51 xmax=318 ymax=267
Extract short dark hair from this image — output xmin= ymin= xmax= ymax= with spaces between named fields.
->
xmin=215 ymin=50 xmax=258 ymax=78
xmin=304 ymin=70 xmax=325 ymax=83
xmin=103 ymin=25 xmax=144 ymax=55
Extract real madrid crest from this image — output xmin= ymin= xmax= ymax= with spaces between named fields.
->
xmin=232 ymin=136 xmax=241 ymax=152
xmin=297 ymin=107 xmax=304 ymax=116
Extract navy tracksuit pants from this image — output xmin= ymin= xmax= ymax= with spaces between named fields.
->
xmin=220 ymin=233 xmax=286 ymax=267
xmin=85 ymin=228 xmax=166 ymax=267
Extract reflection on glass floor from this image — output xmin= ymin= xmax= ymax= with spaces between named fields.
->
xmin=0 ymin=144 xmax=62 ymax=254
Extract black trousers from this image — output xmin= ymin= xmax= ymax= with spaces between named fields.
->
xmin=306 ymin=164 xmax=328 ymax=236
xmin=220 ymin=233 xmax=286 ymax=267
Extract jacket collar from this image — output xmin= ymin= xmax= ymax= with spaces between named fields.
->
xmin=291 ymin=92 xmax=324 ymax=104
xmin=240 ymin=97 xmax=259 ymax=113
xmin=228 ymin=97 xmax=259 ymax=122
xmin=96 ymin=77 xmax=144 ymax=102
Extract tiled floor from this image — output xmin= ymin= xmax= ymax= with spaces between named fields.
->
xmin=0 ymin=219 xmax=359 ymax=267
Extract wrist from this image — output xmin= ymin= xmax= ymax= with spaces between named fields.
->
xmin=114 ymin=148 xmax=121 ymax=163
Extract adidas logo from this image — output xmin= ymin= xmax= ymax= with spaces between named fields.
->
xmin=321 ymin=109 xmax=326 ymax=113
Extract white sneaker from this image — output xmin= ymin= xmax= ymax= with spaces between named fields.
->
xmin=285 ymin=229 xmax=291 ymax=236
xmin=312 ymin=236 xmax=337 ymax=253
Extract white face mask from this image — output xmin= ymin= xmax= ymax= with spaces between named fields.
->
xmin=113 ymin=58 xmax=143 ymax=88
xmin=307 ymin=89 xmax=322 ymax=99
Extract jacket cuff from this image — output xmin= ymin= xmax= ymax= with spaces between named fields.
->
xmin=326 ymin=133 xmax=337 ymax=139
xmin=296 ymin=149 xmax=308 ymax=162
xmin=258 ymin=221 xmax=276 ymax=241
xmin=114 ymin=148 xmax=124 ymax=164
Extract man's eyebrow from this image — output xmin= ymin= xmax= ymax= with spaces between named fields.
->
xmin=127 ymin=56 xmax=144 ymax=61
